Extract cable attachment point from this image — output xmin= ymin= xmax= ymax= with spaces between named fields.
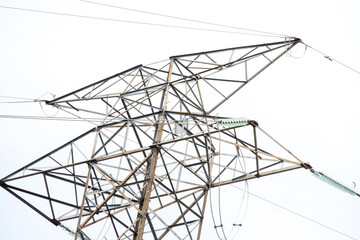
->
xmin=38 ymin=92 xmax=59 ymax=117
xmin=233 ymin=223 xmax=242 ymax=227
xmin=301 ymin=162 xmax=312 ymax=170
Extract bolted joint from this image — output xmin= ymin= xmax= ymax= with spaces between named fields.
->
xmin=301 ymin=162 xmax=312 ymax=170
xmin=140 ymin=210 xmax=147 ymax=217
xmin=51 ymin=218 xmax=61 ymax=226
xmin=89 ymin=159 xmax=98 ymax=165
xmin=150 ymin=144 xmax=161 ymax=150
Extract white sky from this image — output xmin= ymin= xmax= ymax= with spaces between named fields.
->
xmin=0 ymin=0 xmax=360 ymax=239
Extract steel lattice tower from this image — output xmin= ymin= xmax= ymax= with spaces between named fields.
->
xmin=1 ymin=38 xmax=311 ymax=240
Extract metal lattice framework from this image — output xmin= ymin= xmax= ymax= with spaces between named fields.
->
xmin=1 ymin=38 xmax=311 ymax=240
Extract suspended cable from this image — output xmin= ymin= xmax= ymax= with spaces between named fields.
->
xmin=96 ymin=216 xmax=111 ymax=240
xmin=37 ymin=92 xmax=59 ymax=117
xmin=0 ymin=112 xmax=218 ymax=125
xmin=209 ymin=184 xmax=224 ymax=239
xmin=0 ymin=100 xmax=39 ymax=104
xmin=231 ymin=185 xmax=358 ymax=240
xmin=216 ymin=120 xmax=227 ymax=240
xmin=0 ymin=95 xmax=44 ymax=104
xmin=229 ymin=181 xmax=249 ymax=240
xmin=204 ymin=117 xmax=223 ymax=240
xmin=0 ymin=114 xmax=110 ymax=122
xmin=224 ymin=182 xmax=247 ymax=239
xmin=80 ymin=0 xmax=289 ymax=38
xmin=0 ymin=5 xmax=286 ymax=37
xmin=0 ymin=95 xmax=38 ymax=101
xmin=286 ymin=42 xmax=308 ymax=59
xmin=302 ymin=42 xmax=360 ymax=76
xmin=225 ymin=143 xmax=249 ymax=239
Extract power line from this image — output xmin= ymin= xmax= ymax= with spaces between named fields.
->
xmin=80 ymin=0 xmax=289 ymax=38
xmin=0 ymin=95 xmax=42 ymax=103
xmin=232 ymin=185 xmax=358 ymax=240
xmin=0 ymin=114 xmax=106 ymax=122
xmin=302 ymin=42 xmax=360 ymax=76
xmin=0 ymin=100 xmax=38 ymax=104
xmin=0 ymin=95 xmax=40 ymax=101
xmin=0 ymin=5 xmax=285 ymax=37
xmin=0 ymin=113 xmax=217 ymax=125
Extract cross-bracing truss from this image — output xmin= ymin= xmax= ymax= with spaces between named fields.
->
xmin=1 ymin=38 xmax=311 ymax=240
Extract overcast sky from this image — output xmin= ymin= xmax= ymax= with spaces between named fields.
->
xmin=1 ymin=0 xmax=360 ymax=239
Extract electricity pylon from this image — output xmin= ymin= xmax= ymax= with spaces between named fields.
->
xmin=1 ymin=38 xmax=311 ymax=240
